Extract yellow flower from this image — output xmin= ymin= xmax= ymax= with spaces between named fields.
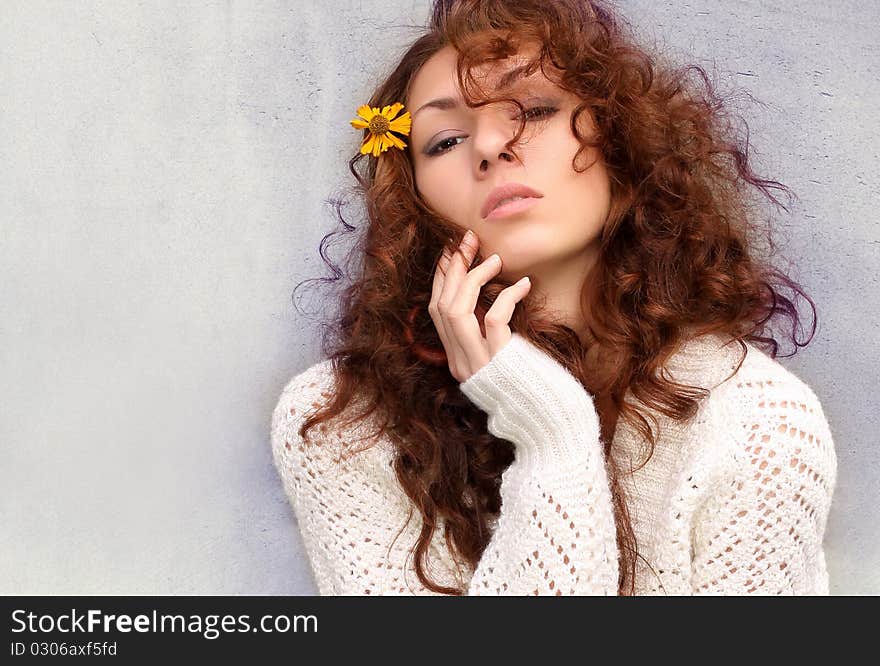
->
xmin=349 ymin=102 xmax=412 ymax=157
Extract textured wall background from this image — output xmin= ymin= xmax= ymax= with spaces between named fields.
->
xmin=1 ymin=1 xmax=876 ymax=595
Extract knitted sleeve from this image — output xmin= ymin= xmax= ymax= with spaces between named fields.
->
xmin=458 ymin=332 xmax=619 ymax=595
xmin=689 ymin=378 xmax=838 ymax=594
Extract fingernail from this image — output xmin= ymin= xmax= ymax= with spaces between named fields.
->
xmin=518 ymin=276 xmax=530 ymax=286
xmin=463 ymin=229 xmax=475 ymax=242
xmin=489 ymin=253 xmax=500 ymax=263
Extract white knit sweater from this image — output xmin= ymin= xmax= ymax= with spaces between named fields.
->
xmin=270 ymin=331 xmax=837 ymax=595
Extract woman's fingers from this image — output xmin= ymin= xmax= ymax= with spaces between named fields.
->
xmin=442 ymin=230 xmax=480 ymax=303
xmin=440 ymin=231 xmax=485 ymax=374
xmin=484 ymin=276 xmax=532 ymax=355
xmin=429 ymin=247 xmax=458 ymax=368
xmin=430 ymin=233 xmax=477 ymax=378
xmin=447 ymin=251 xmax=503 ymax=370
xmin=429 ymin=229 xmax=531 ymax=381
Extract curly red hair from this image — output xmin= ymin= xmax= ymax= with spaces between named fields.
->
xmin=289 ymin=0 xmax=818 ymax=595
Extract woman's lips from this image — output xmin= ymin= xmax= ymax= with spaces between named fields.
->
xmin=485 ymin=196 xmax=540 ymax=220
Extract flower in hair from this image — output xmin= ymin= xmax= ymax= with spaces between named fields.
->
xmin=349 ymin=102 xmax=411 ymax=156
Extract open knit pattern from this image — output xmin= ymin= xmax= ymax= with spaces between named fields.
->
xmin=270 ymin=331 xmax=837 ymax=595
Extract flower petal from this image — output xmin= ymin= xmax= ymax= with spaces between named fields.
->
xmin=385 ymin=132 xmax=407 ymax=149
xmin=350 ymin=118 xmax=369 ymax=129
xmin=386 ymin=102 xmax=405 ymax=119
xmin=361 ymin=134 xmax=376 ymax=155
xmin=388 ymin=111 xmax=411 ymax=135
xmin=356 ymin=104 xmax=375 ymax=121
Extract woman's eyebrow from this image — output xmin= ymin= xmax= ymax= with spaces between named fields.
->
xmin=412 ymin=64 xmax=541 ymax=119
xmin=412 ymin=97 xmax=460 ymax=119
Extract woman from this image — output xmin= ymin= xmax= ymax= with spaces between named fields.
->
xmin=270 ymin=0 xmax=837 ymax=595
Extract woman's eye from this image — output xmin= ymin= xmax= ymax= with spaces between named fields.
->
xmin=424 ymin=106 xmax=558 ymax=157
xmin=426 ymin=136 xmax=464 ymax=157
xmin=519 ymin=105 xmax=558 ymax=121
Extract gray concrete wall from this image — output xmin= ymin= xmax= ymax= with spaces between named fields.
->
xmin=1 ymin=1 xmax=876 ymax=595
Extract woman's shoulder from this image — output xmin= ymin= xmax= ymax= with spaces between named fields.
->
xmin=678 ymin=332 xmax=836 ymax=486
xmin=665 ymin=329 xmax=825 ymax=401
xmin=726 ymin=338 xmax=835 ymax=461
xmin=269 ymin=357 xmax=395 ymax=481
xmin=665 ymin=330 xmax=835 ymax=450
xmin=720 ymin=333 xmax=831 ymax=416
xmin=274 ymin=358 xmax=337 ymax=417
xmin=270 ymin=358 xmax=334 ymax=471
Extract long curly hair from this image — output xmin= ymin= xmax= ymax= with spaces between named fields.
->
xmin=289 ymin=0 xmax=818 ymax=595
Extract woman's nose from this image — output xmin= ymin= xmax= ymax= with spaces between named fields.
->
xmin=471 ymin=113 xmax=521 ymax=167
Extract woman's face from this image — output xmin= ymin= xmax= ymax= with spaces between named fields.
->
xmin=407 ymin=45 xmax=612 ymax=288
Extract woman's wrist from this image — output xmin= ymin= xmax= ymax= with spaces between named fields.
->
xmin=459 ymin=332 xmax=601 ymax=468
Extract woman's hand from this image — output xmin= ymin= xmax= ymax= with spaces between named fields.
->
xmin=429 ymin=229 xmax=532 ymax=382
